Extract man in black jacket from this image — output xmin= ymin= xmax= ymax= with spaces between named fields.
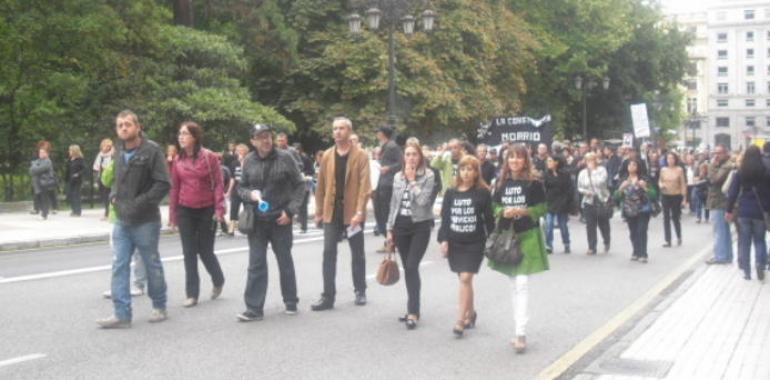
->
xmin=236 ymin=124 xmax=306 ymax=321
xmin=375 ymin=125 xmax=403 ymax=253
xmin=97 ymin=110 xmax=170 ymax=329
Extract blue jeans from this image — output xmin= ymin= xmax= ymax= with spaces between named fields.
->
xmin=544 ymin=212 xmax=570 ymax=250
xmin=627 ymin=213 xmax=650 ymax=258
xmin=111 ymin=221 xmax=167 ymax=321
xmin=711 ymin=209 xmax=733 ymax=263
xmin=737 ymin=217 xmax=767 ymax=278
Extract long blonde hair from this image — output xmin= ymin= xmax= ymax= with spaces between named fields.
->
xmin=497 ymin=144 xmax=538 ymax=189
xmin=454 ymin=155 xmax=490 ymax=190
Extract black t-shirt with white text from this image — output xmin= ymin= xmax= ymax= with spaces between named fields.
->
xmin=493 ymin=178 xmax=545 ymax=232
xmin=438 ymin=187 xmax=494 ymax=244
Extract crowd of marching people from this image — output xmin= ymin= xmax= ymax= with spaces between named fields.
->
xmin=29 ymin=110 xmax=770 ymax=354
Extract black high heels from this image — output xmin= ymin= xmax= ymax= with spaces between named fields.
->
xmin=464 ymin=311 xmax=477 ymax=329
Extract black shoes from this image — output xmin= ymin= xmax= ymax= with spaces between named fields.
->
xmin=465 ymin=311 xmax=477 ymax=329
xmin=663 ymin=242 xmax=672 ymax=248
xmin=311 ymin=296 xmax=334 ymax=311
xmin=452 ymin=321 xmax=465 ymax=338
xmin=354 ymin=291 xmax=367 ymax=306
xmin=757 ymin=268 xmax=765 ymax=282
xmin=285 ymin=303 xmax=298 ymax=315
xmin=236 ymin=310 xmax=263 ymax=322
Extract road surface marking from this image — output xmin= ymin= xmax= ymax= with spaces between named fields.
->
xmin=535 ymin=244 xmax=712 ymax=380
xmin=0 ymin=229 xmax=370 ymax=285
xmin=0 ymin=353 xmax=46 ymax=368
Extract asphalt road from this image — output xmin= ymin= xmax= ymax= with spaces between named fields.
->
xmin=0 ymin=214 xmax=713 ymax=379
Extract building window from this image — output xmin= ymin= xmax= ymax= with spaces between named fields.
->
xmin=748 ymin=66 xmax=755 ymax=76
xmin=747 ymin=49 xmax=755 ymax=59
xmin=747 ymin=99 xmax=756 ymax=107
xmin=767 ymin=99 xmax=770 ymax=107
xmin=767 ymin=65 xmax=770 ymax=75
xmin=718 ymin=83 xmax=729 ymax=94
xmin=748 ymin=82 xmax=756 ymax=94
xmin=718 ymin=33 xmax=728 ymax=42
xmin=767 ymin=48 xmax=770 ymax=58
xmin=718 ymin=50 xmax=728 ymax=59
xmin=716 ymin=117 xmax=730 ymax=127
xmin=766 ymin=117 xmax=770 ymax=127
xmin=745 ymin=9 xmax=755 ymax=20
xmin=747 ymin=31 xmax=755 ymax=42
xmin=767 ymin=31 xmax=770 ymax=40
xmin=718 ymin=66 xmax=728 ymax=76
xmin=686 ymin=80 xmax=697 ymax=90
xmin=717 ymin=99 xmax=729 ymax=107
xmin=747 ymin=116 xmax=756 ymax=127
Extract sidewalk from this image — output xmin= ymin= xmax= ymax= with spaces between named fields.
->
xmin=0 ymin=206 xmax=171 ymax=252
xmin=571 ymin=261 xmax=770 ymax=380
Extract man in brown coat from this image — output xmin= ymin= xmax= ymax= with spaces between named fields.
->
xmin=312 ymin=117 xmax=372 ymax=311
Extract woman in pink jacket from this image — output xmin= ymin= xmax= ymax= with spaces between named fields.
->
xmin=169 ymin=121 xmax=226 ymax=307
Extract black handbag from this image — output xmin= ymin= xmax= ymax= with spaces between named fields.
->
xmin=237 ymin=206 xmax=255 ymax=234
xmin=587 ymin=169 xmax=613 ymax=219
xmin=484 ymin=217 xmax=523 ymax=265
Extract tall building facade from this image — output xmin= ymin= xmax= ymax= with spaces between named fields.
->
xmin=670 ymin=0 xmax=770 ymax=150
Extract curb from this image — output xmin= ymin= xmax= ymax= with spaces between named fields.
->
xmin=536 ymin=243 xmax=712 ymax=380
xmin=0 ymin=229 xmax=176 ymax=253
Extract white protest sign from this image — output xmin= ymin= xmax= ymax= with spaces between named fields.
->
xmin=630 ymin=103 xmax=651 ymax=138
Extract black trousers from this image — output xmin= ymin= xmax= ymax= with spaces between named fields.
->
xmin=627 ymin=213 xmax=650 ymax=258
xmin=322 ymin=206 xmax=366 ymax=300
xmin=583 ymin=203 xmax=610 ymax=251
xmin=177 ymin=206 xmax=225 ymax=299
xmin=66 ymin=181 xmax=82 ymax=215
xmin=244 ymin=221 xmax=298 ymax=312
xmin=661 ymin=194 xmax=683 ymax=243
xmin=98 ymin=181 xmax=111 ymax=217
xmin=34 ymin=192 xmax=50 ymax=218
xmin=375 ymin=185 xmax=393 ymax=235
xmin=298 ymin=189 xmax=310 ymax=232
xmin=229 ymin=192 xmax=242 ymax=221
xmin=394 ymin=220 xmax=432 ymax=316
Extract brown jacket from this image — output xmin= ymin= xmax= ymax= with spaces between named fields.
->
xmin=315 ymin=144 xmax=371 ymax=224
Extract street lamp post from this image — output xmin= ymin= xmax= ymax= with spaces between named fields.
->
xmin=348 ymin=1 xmax=436 ymax=127
xmin=575 ymin=75 xmax=610 ymax=141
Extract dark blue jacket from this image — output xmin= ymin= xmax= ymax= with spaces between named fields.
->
xmin=726 ymin=172 xmax=770 ymax=220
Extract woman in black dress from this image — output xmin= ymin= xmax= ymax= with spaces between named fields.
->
xmin=438 ymin=155 xmax=494 ymax=338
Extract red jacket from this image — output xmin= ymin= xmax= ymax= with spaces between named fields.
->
xmin=169 ymin=148 xmax=225 ymax=225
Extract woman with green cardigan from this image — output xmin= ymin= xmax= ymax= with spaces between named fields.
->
xmin=489 ymin=144 xmax=549 ymax=354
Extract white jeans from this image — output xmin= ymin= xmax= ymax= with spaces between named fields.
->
xmin=509 ymin=275 xmax=529 ymax=336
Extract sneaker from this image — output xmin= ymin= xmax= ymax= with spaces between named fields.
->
xmin=285 ymin=304 xmax=298 ymax=315
xmin=639 ymin=257 xmax=648 ymax=263
xmin=237 ymin=310 xmax=264 ymax=322
xmin=148 ymin=309 xmax=168 ymax=323
xmin=354 ymin=291 xmax=367 ymax=306
xmin=564 ymin=245 xmax=571 ymax=254
xmin=604 ymin=243 xmax=610 ymax=254
xmin=545 ymin=246 xmax=552 ymax=254
xmin=311 ymin=296 xmax=334 ymax=311
xmin=102 ymin=290 xmax=112 ymax=299
xmin=130 ymin=286 xmax=145 ymax=297
xmin=96 ymin=315 xmax=131 ymax=329
xmin=211 ymin=286 xmax=223 ymax=300
xmin=183 ymin=298 xmax=198 ymax=308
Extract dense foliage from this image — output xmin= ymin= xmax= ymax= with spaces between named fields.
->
xmin=0 ymin=0 xmax=690 ymax=200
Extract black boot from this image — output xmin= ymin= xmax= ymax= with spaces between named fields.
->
xmin=311 ymin=296 xmax=334 ymax=311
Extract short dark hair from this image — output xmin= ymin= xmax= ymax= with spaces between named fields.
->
xmin=377 ymin=125 xmax=394 ymax=139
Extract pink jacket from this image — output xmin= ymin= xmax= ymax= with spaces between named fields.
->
xmin=169 ymin=148 xmax=225 ymax=225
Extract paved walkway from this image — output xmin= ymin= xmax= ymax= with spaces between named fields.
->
xmin=572 ymin=259 xmax=770 ymax=380
xmin=0 ymin=206 xmax=170 ymax=251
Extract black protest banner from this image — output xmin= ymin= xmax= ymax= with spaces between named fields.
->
xmin=477 ymin=115 xmax=552 ymax=147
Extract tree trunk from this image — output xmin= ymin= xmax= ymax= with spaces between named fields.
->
xmin=173 ymin=0 xmax=194 ymax=27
